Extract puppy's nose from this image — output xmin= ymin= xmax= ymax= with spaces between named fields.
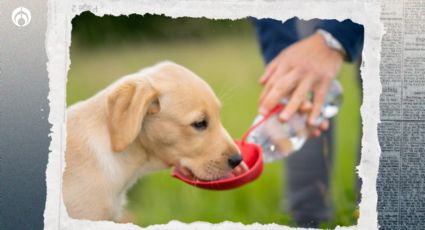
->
xmin=228 ymin=154 xmax=243 ymax=169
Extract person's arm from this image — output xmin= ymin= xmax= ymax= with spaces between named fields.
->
xmin=315 ymin=19 xmax=364 ymax=62
xmin=256 ymin=19 xmax=364 ymax=132
xmin=253 ymin=18 xmax=364 ymax=64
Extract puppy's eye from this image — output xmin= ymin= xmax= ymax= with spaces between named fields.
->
xmin=191 ymin=120 xmax=208 ymax=131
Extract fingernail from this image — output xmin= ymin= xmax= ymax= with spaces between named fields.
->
xmin=323 ymin=122 xmax=329 ymax=130
xmin=259 ymin=107 xmax=267 ymax=115
xmin=280 ymin=112 xmax=289 ymax=121
xmin=310 ymin=117 xmax=322 ymax=127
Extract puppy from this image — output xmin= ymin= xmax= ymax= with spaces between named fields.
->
xmin=63 ymin=61 xmax=245 ymax=222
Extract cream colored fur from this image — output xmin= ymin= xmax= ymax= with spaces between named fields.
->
xmin=63 ymin=62 xmax=239 ymax=222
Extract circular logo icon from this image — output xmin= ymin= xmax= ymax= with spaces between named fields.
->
xmin=12 ymin=7 xmax=31 ymax=27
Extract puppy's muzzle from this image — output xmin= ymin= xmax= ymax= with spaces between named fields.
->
xmin=227 ymin=153 xmax=243 ymax=169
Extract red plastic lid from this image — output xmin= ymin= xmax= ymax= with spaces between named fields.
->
xmin=171 ymin=140 xmax=264 ymax=190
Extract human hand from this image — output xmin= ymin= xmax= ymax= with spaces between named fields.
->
xmin=299 ymin=100 xmax=330 ymax=137
xmin=258 ymin=32 xmax=344 ymax=131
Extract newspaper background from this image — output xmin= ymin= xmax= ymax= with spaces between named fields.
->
xmin=44 ymin=0 xmax=383 ymax=229
xmin=377 ymin=0 xmax=425 ymax=228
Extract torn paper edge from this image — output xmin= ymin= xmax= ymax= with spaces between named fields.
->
xmin=44 ymin=0 xmax=383 ymax=229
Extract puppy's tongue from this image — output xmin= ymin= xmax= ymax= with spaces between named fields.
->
xmin=175 ymin=162 xmax=250 ymax=181
xmin=232 ymin=162 xmax=249 ymax=176
xmin=177 ymin=167 xmax=195 ymax=180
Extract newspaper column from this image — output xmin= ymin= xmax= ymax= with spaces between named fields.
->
xmin=378 ymin=0 xmax=425 ymax=228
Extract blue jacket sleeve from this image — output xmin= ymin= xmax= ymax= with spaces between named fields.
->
xmin=252 ymin=18 xmax=300 ymax=64
xmin=316 ymin=19 xmax=364 ymax=62
xmin=252 ymin=18 xmax=364 ymax=63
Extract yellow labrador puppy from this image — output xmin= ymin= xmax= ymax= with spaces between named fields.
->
xmin=63 ymin=61 xmax=245 ymax=222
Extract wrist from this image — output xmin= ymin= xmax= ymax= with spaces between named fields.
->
xmin=316 ymin=29 xmax=346 ymax=60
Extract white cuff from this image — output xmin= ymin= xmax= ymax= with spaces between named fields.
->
xmin=316 ymin=29 xmax=346 ymax=58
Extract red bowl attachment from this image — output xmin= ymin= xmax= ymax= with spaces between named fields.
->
xmin=172 ymin=140 xmax=264 ymax=190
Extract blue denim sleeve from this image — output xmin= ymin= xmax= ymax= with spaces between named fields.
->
xmin=252 ymin=18 xmax=300 ymax=64
xmin=316 ymin=19 xmax=364 ymax=62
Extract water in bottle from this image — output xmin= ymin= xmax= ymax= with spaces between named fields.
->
xmin=246 ymin=80 xmax=343 ymax=162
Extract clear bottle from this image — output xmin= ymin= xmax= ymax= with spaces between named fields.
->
xmin=246 ymin=80 xmax=343 ymax=162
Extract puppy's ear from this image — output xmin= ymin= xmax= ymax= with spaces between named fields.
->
xmin=106 ymin=79 xmax=158 ymax=152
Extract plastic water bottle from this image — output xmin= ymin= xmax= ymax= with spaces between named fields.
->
xmin=246 ymin=80 xmax=343 ymax=162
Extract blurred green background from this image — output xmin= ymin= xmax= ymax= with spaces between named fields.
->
xmin=68 ymin=13 xmax=361 ymax=228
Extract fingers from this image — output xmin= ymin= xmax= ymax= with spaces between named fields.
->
xmin=320 ymin=119 xmax=329 ymax=130
xmin=259 ymin=62 xmax=291 ymax=105
xmin=299 ymin=100 xmax=313 ymax=113
xmin=258 ymin=78 xmax=275 ymax=105
xmin=308 ymin=119 xmax=329 ymax=138
xmin=260 ymin=52 xmax=290 ymax=85
xmin=311 ymin=129 xmax=321 ymax=137
xmin=259 ymin=61 xmax=277 ymax=85
xmin=279 ymin=79 xmax=312 ymax=122
xmin=309 ymin=82 xmax=330 ymax=125
xmin=258 ymin=65 xmax=290 ymax=105
xmin=259 ymin=68 xmax=299 ymax=115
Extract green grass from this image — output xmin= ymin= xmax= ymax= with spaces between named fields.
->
xmin=67 ymin=36 xmax=361 ymax=227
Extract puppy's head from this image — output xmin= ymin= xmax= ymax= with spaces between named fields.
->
xmin=106 ymin=61 xmax=241 ymax=181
